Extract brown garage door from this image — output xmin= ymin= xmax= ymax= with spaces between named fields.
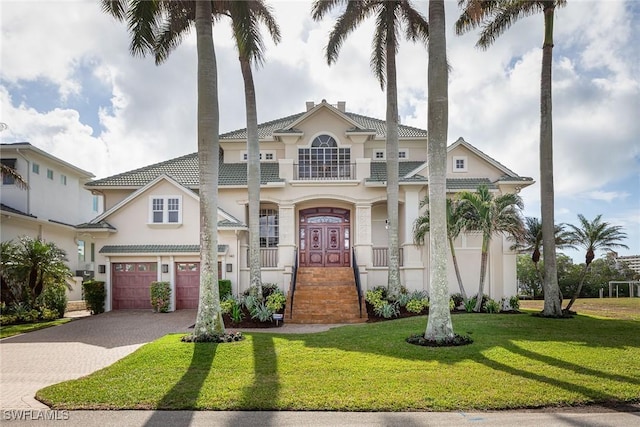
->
xmin=112 ymin=262 xmax=157 ymax=309
xmin=175 ymin=262 xmax=223 ymax=309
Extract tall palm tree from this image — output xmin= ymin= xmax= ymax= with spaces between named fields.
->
xmin=455 ymin=0 xmax=567 ymax=317
xmin=564 ymin=214 xmax=628 ymax=311
xmin=512 ymin=216 xmax=573 ymax=286
xmin=225 ymin=1 xmax=281 ymax=299
xmin=414 ymin=197 xmax=469 ymax=301
xmin=102 ymin=0 xmax=225 ymax=336
xmin=0 ymin=163 xmax=28 ymax=190
xmin=424 ymin=0 xmax=454 ymax=340
xmin=311 ymin=0 xmax=428 ymax=297
xmin=458 ymin=185 xmax=524 ymax=312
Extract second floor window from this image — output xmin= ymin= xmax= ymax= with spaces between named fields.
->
xmin=259 ymin=208 xmax=279 ymax=248
xmin=298 ymin=135 xmax=351 ymax=179
xmin=150 ymin=196 xmax=181 ymax=224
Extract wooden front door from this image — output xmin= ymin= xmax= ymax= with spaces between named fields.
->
xmin=299 ymin=208 xmax=350 ymax=267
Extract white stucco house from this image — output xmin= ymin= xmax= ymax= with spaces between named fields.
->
xmin=77 ymin=100 xmax=533 ymax=320
xmin=1 ymin=142 xmax=103 ymax=302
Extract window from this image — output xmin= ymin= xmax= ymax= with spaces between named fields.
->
xmin=92 ymin=195 xmax=99 ymax=212
xmin=265 ymin=153 xmax=274 ymax=161
xmin=453 ymin=156 xmax=467 ymax=172
xmin=259 ymin=208 xmax=279 ymax=248
xmin=78 ymin=240 xmax=85 ymax=262
xmin=47 ymin=169 xmax=54 ymax=180
xmin=398 ymin=150 xmax=408 ymax=159
xmin=90 ymin=243 xmax=95 ymax=262
xmin=374 ymin=150 xmax=385 ymax=160
xmin=298 ymin=135 xmax=351 ymax=179
xmin=149 ymin=196 xmax=182 ymax=224
xmin=60 ymin=174 xmax=67 ymax=185
xmin=32 ymin=163 xmax=40 ymax=174
xmin=242 ymin=151 xmax=275 ymax=162
xmin=1 ymin=159 xmax=17 ymax=185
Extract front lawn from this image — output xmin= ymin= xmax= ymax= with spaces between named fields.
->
xmin=37 ymin=313 xmax=640 ymax=411
xmin=0 ymin=318 xmax=71 ymax=339
xmin=520 ymin=298 xmax=640 ymax=321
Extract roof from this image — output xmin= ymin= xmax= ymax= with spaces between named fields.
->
xmin=87 ymin=157 xmax=283 ymax=188
xmin=99 ymin=244 xmax=228 ymax=254
xmin=0 ymin=142 xmax=94 ymax=178
xmin=219 ymin=109 xmax=428 ymax=140
xmin=368 ymin=162 xmax=427 ymax=183
xmin=0 ymin=203 xmax=36 ymax=218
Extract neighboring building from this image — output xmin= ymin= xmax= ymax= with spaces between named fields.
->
xmin=615 ymin=254 xmax=640 ymax=276
xmin=82 ymin=100 xmax=534 ymax=318
xmin=1 ymin=142 xmax=103 ymax=301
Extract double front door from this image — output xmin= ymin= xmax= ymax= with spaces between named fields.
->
xmin=299 ymin=208 xmax=350 ymax=267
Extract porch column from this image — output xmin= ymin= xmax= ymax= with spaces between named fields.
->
xmin=354 ymin=203 xmax=373 ymax=268
xmin=278 ymin=203 xmax=296 ymax=272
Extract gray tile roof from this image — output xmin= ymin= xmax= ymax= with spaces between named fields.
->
xmin=99 ymin=244 xmax=228 ymax=254
xmin=367 ymin=162 xmax=427 ymax=183
xmin=1 ymin=203 xmax=36 ymax=218
xmin=87 ymin=157 xmax=283 ymax=188
xmin=220 ymin=111 xmax=428 ymax=140
xmin=76 ymin=221 xmax=116 ymax=230
xmin=446 ymin=178 xmax=497 ymax=190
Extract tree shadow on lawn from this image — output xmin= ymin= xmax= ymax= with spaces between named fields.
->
xmin=143 ymin=342 xmax=217 ymax=427
xmin=295 ymin=314 xmax=640 ymax=409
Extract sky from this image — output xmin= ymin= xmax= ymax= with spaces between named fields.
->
xmin=1 ymin=0 xmax=638 ymax=262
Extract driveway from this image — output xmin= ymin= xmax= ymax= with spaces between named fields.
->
xmin=0 ymin=310 xmax=196 ymax=409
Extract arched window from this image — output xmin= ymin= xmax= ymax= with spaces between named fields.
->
xmin=298 ymin=135 xmax=351 ymax=179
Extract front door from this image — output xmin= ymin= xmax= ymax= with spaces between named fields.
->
xmin=299 ymin=207 xmax=350 ymax=267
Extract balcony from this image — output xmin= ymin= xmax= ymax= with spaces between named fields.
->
xmin=246 ymin=248 xmax=278 ymax=268
xmin=294 ymin=163 xmax=355 ymax=180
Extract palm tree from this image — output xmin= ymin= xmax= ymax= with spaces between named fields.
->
xmin=102 ymin=0 xmax=225 ymax=336
xmin=458 ymin=185 xmax=524 ymax=312
xmin=512 ymin=216 xmax=573 ymax=286
xmin=311 ymin=0 xmax=428 ymax=297
xmin=424 ymin=0 xmax=455 ymax=340
xmin=0 ymin=163 xmax=28 ymax=190
xmin=225 ymin=1 xmax=281 ymax=299
xmin=564 ymin=214 xmax=628 ymax=312
xmin=414 ymin=197 xmax=469 ymax=301
xmin=455 ymin=0 xmax=567 ymax=317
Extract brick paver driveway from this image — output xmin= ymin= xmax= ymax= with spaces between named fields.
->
xmin=0 ymin=310 xmax=196 ymax=409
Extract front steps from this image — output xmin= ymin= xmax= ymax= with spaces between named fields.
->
xmin=286 ymin=267 xmax=367 ymax=324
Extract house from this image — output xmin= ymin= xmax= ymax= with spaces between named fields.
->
xmin=0 ymin=142 xmax=103 ymax=302
xmin=82 ymin=100 xmax=534 ymax=321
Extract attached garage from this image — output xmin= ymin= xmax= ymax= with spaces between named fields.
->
xmin=175 ymin=262 xmax=199 ymax=309
xmin=112 ymin=262 xmax=158 ymax=309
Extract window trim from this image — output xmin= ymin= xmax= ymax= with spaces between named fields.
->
xmin=60 ymin=174 xmax=67 ymax=185
xmin=452 ymin=156 xmax=468 ymax=173
xmin=241 ymin=150 xmax=276 ymax=162
xmin=373 ymin=150 xmax=385 ymax=160
xmin=32 ymin=163 xmax=40 ymax=174
xmin=148 ymin=195 xmax=183 ymax=227
xmin=47 ymin=169 xmax=54 ymax=180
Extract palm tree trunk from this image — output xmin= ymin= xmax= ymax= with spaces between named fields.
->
xmin=449 ymin=237 xmax=468 ymax=301
xmin=193 ymin=1 xmax=224 ymax=337
xmin=539 ymin=3 xmax=562 ymax=317
xmin=425 ymin=0 xmax=455 ymax=340
xmin=241 ymin=57 xmax=263 ymax=299
xmin=565 ymin=264 xmax=589 ymax=312
xmin=474 ymin=241 xmax=489 ymax=312
xmin=386 ymin=25 xmax=401 ymax=297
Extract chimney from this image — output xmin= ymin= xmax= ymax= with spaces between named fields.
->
xmin=306 ymin=101 xmax=315 ymax=111
xmin=337 ymin=101 xmax=346 ymax=112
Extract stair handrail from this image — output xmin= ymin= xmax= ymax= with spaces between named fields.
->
xmin=352 ymin=247 xmax=363 ymax=318
xmin=289 ymin=247 xmax=298 ymax=319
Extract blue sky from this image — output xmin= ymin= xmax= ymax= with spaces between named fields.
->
xmin=1 ymin=0 xmax=638 ymax=262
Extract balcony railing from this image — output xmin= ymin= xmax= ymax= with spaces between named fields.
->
xmin=294 ymin=163 xmax=355 ymax=180
xmin=372 ymin=247 xmax=404 ymax=267
xmin=246 ymin=248 xmax=278 ymax=268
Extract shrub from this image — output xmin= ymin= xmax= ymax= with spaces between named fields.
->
xmin=9 ymin=302 xmax=39 ymax=322
xmin=365 ymin=288 xmax=386 ymax=311
xmin=230 ymin=303 xmax=245 ymax=323
xmin=219 ymin=279 xmax=232 ymax=298
xmin=250 ymin=302 xmax=273 ymax=322
xmin=374 ymin=301 xmax=399 ymax=319
xmin=82 ymin=280 xmax=106 ymax=314
xmin=220 ymin=295 xmax=237 ymax=315
xmin=509 ymin=295 xmax=520 ymax=310
xmin=449 ymin=298 xmax=455 ymax=311
xmin=464 ymin=298 xmax=476 ymax=313
xmin=395 ymin=292 xmax=412 ymax=307
xmin=450 ymin=293 xmax=465 ymax=308
xmin=181 ymin=331 xmax=244 ymax=343
xmin=36 ymin=282 xmax=67 ymax=317
xmin=1 ymin=314 xmax=17 ymax=325
xmin=150 ymin=281 xmax=171 ymax=313
xmin=406 ymin=298 xmax=429 ymax=314
xmin=39 ymin=307 xmax=59 ymax=321
xmin=266 ymin=290 xmax=286 ymax=313
xmin=485 ymin=299 xmax=501 ymax=314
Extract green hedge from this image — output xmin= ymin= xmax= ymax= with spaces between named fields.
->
xmin=150 ymin=281 xmax=171 ymax=313
xmin=219 ymin=279 xmax=232 ymax=298
xmin=82 ymin=280 xmax=105 ymax=314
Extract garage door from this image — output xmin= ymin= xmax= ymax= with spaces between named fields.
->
xmin=175 ymin=262 xmax=223 ymax=309
xmin=112 ymin=262 xmax=157 ymax=309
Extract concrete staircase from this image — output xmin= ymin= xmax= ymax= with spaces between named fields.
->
xmin=286 ymin=267 xmax=367 ymax=324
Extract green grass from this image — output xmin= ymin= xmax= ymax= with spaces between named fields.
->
xmin=37 ymin=312 xmax=640 ymax=411
xmin=0 ymin=318 xmax=72 ymax=339
xmin=520 ymin=298 xmax=640 ymax=321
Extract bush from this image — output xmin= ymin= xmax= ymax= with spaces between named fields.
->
xmin=82 ymin=280 xmax=106 ymax=314
xmin=406 ymin=298 xmax=429 ymax=314
xmin=374 ymin=301 xmax=399 ymax=319
xmin=150 ymin=281 xmax=171 ymax=313
xmin=365 ymin=288 xmax=386 ymax=311
xmin=36 ymin=282 xmax=67 ymax=318
xmin=219 ymin=279 xmax=232 ymax=298
xmin=509 ymin=295 xmax=520 ymax=310
xmin=450 ymin=293 xmax=465 ymax=309
xmin=1 ymin=314 xmax=17 ymax=325
xmin=39 ymin=307 xmax=59 ymax=321
xmin=266 ymin=290 xmax=286 ymax=313
xmin=485 ymin=299 xmax=501 ymax=314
